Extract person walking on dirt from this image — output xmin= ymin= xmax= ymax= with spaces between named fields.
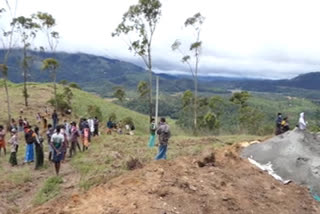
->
xmin=275 ymin=113 xmax=282 ymax=135
xmin=34 ymin=126 xmax=44 ymax=169
xmin=50 ymin=126 xmax=65 ymax=175
xmin=298 ymin=112 xmax=307 ymax=130
xmin=8 ymin=129 xmax=19 ymax=166
xmin=69 ymin=122 xmax=81 ymax=157
xmin=0 ymin=125 xmax=6 ymax=156
xmin=155 ymin=118 xmax=171 ymax=160
xmin=148 ymin=118 xmax=156 ymax=147
xmin=46 ymin=124 xmax=54 ymax=161
xmin=52 ymin=110 xmax=59 ymax=129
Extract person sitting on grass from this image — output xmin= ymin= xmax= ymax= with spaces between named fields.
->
xmin=50 ymin=126 xmax=65 ymax=176
xmin=8 ymin=129 xmax=18 ymax=166
xmin=281 ymin=117 xmax=290 ymax=133
xmin=0 ymin=125 xmax=6 ymax=156
xmin=155 ymin=118 xmax=171 ymax=160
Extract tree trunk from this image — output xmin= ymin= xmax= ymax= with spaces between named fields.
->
xmin=53 ymin=69 xmax=58 ymax=110
xmin=147 ymin=44 xmax=153 ymax=121
xmin=23 ymin=48 xmax=28 ymax=107
xmin=193 ymin=74 xmax=198 ymax=135
xmin=3 ymin=77 xmax=12 ymax=125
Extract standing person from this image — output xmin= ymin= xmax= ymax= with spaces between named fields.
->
xmin=24 ymin=126 xmax=35 ymax=163
xmin=155 ymin=118 xmax=171 ymax=160
xmin=88 ymin=118 xmax=94 ymax=137
xmin=83 ymin=121 xmax=90 ymax=151
xmin=148 ymin=118 xmax=157 ymax=147
xmin=64 ymin=120 xmax=71 ymax=141
xmin=0 ymin=125 xmax=7 ymax=156
xmin=18 ymin=116 xmax=24 ymax=132
xmin=10 ymin=118 xmax=18 ymax=131
xmin=106 ymin=119 xmax=113 ymax=135
xmin=23 ymin=118 xmax=29 ymax=128
xmin=275 ymin=113 xmax=282 ymax=135
xmin=50 ymin=126 xmax=65 ymax=176
xmin=46 ymin=124 xmax=54 ymax=161
xmin=43 ymin=117 xmax=48 ymax=129
xmin=8 ymin=129 xmax=19 ymax=166
xmin=94 ymin=117 xmax=99 ymax=136
xmin=299 ymin=112 xmax=307 ymax=130
xmin=60 ymin=125 xmax=69 ymax=161
xmin=52 ymin=110 xmax=59 ymax=129
xmin=34 ymin=126 xmax=44 ymax=169
xmin=69 ymin=122 xmax=81 ymax=157
xmin=36 ymin=113 xmax=41 ymax=124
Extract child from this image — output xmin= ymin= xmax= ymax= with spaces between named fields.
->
xmin=0 ymin=125 xmax=6 ymax=156
xmin=8 ymin=129 xmax=19 ymax=166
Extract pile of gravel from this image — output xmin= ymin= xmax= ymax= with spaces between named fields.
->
xmin=242 ymin=128 xmax=320 ymax=196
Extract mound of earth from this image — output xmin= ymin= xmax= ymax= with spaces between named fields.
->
xmin=26 ymin=146 xmax=320 ymax=214
xmin=242 ymin=129 xmax=320 ymax=197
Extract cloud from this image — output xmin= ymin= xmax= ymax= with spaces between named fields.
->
xmin=2 ymin=0 xmax=320 ymax=79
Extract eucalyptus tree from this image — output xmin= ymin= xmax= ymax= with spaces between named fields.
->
xmin=41 ymin=58 xmax=59 ymax=109
xmin=172 ymin=12 xmax=205 ymax=134
xmin=0 ymin=1 xmax=18 ymax=124
xmin=33 ymin=12 xmax=59 ymax=109
xmin=113 ymin=86 xmax=126 ymax=103
xmin=112 ymin=0 xmax=162 ymax=120
xmin=11 ymin=16 xmax=39 ymax=106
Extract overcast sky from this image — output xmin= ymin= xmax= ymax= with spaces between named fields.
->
xmin=2 ymin=0 xmax=320 ymax=79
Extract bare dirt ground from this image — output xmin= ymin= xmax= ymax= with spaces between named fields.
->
xmin=26 ymin=144 xmax=320 ymax=214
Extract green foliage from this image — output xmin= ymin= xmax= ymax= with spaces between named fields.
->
xmin=137 ymin=81 xmax=149 ymax=98
xmin=63 ymin=86 xmax=73 ymax=105
xmin=41 ymin=58 xmax=59 ymax=71
xmin=122 ymin=116 xmax=134 ymax=126
xmin=60 ymin=79 xmax=68 ymax=85
xmin=33 ymin=176 xmax=63 ymax=205
xmin=48 ymin=93 xmax=71 ymax=113
xmin=113 ymin=87 xmax=126 ymax=102
xmin=230 ymin=91 xmax=251 ymax=107
xmin=108 ymin=112 xmax=117 ymax=121
xmin=182 ymin=90 xmax=193 ymax=107
xmin=69 ymin=82 xmax=81 ymax=89
xmin=202 ymin=112 xmax=219 ymax=130
xmin=87 ymin=105 xmax=103 ymax=121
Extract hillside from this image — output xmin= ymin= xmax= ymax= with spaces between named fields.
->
xmin=4 ymin=49 xmax=320 ymax=99
xmin=0 ymin=81 xmax=182 ymax=135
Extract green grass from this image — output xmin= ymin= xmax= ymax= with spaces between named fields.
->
xmin=33 ymin=176 xmax=63 ymax=205
xmin=6 ymin=167 xmax=32 ymax=185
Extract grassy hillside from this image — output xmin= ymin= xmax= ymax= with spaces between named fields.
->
xmin=0 ymin=81 xmax=183 ymax=135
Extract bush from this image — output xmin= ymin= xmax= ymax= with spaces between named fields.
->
xmin=108 ymin=112 xmax=117 ymax=121
xmin=48 ymin=93 xmax=71 ymax=113
xmin=87 ymin=105 xmax=103 ymax=121
xmin=122 ymin=116 xmax=134 ymax=126
xmin=69 ymin=82 xmax=81 ymax=89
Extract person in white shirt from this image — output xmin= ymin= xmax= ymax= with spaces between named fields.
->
xmin=298 ymin=112 xmax=307 ymax=130
xmin=50 ymin=126 xmax=65 ymax=175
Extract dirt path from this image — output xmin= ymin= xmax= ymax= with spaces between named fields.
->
xmin=26 ymin=145 xmax=320 ymax=214
xmin=0 ymin=155 xmax=80 ymax=214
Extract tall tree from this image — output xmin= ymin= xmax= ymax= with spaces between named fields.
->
xmin=112 ymin=0 xmax=162 ymax=120
xmin=41 ymin=58 xmax=59 ymax=108
xmin=172 ymin=12 xmax=205 ymax=135
xmin=33 ymin=12 xmax=59 ymax=109
xmin=0 ymin=1 xmax=18 ymax=124
xmin=11 ymin=16 xmax=39 ymax=106
xmin=113 ymin=86 xmax=126 ymax=103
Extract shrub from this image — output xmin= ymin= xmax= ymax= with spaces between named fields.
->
xmin=87 ymin=105 xmax=103 ymax=121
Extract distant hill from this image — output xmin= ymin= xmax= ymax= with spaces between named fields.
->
xmin=1 ymin=49 xmax=320 ymax=97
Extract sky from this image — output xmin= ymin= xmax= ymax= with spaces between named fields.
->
xmin=2 ymin=0 xmax=320 ymax=79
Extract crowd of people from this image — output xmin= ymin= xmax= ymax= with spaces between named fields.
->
xmin=0 ymin=110 xmax=101 ymax=176
xmin=0 ymin=107 xmax=173 ymax=176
